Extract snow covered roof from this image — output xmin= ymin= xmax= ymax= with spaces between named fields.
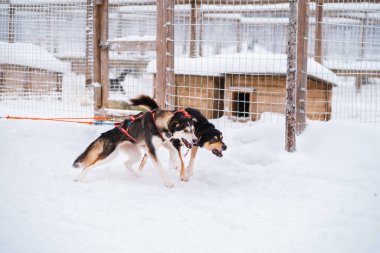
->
xmin=108 ymin=35 xmax=156 ymax=42
xmin=203 ymin=13 xmax=360 ymax=25
xmin=147 ymin=47 xmax=339 ymax=85
xmin=0 ymin=42 xmax=71 ymax=73
xmin=8 ymin=0 xmax=153 ymax=4
xmin=324 ymin=60 xmax=380 ymax=72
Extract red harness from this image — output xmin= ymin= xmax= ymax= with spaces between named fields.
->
xmin=175 ymin=109 xmax=191 ymax=119
xmin=114 ymin=113 xmax=144 ymax=143
xmin=115 ymin=109 xmax=191 ymax=143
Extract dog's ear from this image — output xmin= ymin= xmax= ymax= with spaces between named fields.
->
xmin=168 ymin=120 xmax=179 ymax=132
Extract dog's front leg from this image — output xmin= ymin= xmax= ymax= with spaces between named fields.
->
xmin=163 ymin=142 xmax=188 ymax=182
xmin=146 ymin=144 xmax=174 ymax=188
xmin=177 ymin=145 xmax=189 ymax=182
xmin=186 ymin=146 xmax=199 ymax=177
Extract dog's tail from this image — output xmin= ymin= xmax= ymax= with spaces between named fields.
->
xmin=73 ymin=138 xmax=104 ymax=168
xmin=130 ymin=95 xmax=159 ymax=111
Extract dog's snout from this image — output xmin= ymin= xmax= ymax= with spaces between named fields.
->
xmin=222 ymin=145 xmax=227 ymax=151
xmin=192 ymin=138 xmax=198 ymax=144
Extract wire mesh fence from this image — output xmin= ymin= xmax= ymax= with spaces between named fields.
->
xmin=107 ymin=1 xmax=156 ymax=101
xmin=0 ymin=0 xmax=93 ymax=117
xmin=166 ymin=1 xmax=380 ymax=127
xmin=0 ymin=0 xmax=379 ymax=128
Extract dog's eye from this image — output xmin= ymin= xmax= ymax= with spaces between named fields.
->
xmin=209 ymin=138 xmax=217 ymax=144
xmin=184 ymin=129 xmax=189 ymax=133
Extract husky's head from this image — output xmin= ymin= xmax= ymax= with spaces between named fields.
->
xmin=197 ymin=128 xmax=227 ymax=157
xmin=168 ymin=112 xmax=197 ymax=149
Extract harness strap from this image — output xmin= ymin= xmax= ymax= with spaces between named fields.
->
xmin=115 ymin=122 xmax=138 ymax=143
xmin=114 ymin=113 xmax=144 ymax=143
xmin=116 ymin=110 xmax=189 ymax=144
xmin=175 ymin=109 xmax=191 ymax=119
xmin=151 ymin=110 xmax=166 ymax=142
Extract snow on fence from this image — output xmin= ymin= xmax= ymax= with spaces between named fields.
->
xmin=0 ymin=0 xmax=379 ymax=131
xmin=0 ymin=0 xmax=93 ymax=117
xmin=164 ymin=0 xmax=380 ymax=128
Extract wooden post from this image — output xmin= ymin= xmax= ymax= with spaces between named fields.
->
xmin=166 ymin=0 xmax=175 ymax=109
xmin=285 ymin=0 xmax=298 ymax=152
xmin=85 ymin=0 xmax=92 ymax=86
xmin=156 ymin=0 xmax=175 ymax=109
xmin=99 ymin=0 xmax=109 ymax=109
xmin=8 ymin=4 xmax=15 ymax=43
xmin=93 ymin=1 xmax=101 ymax=110
xmin=93 ymin=0 xmax=109 ymax=110
xmin=296 ymin=0 xmax=309 ymax=134
xmin=315 ymin=0 xmax=323 ymax=64
xmin=189 ymin=0 xmax=198 ymax=58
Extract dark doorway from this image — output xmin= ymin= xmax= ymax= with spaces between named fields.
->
xmin=232 ymin=92 xmax=250 ymax=118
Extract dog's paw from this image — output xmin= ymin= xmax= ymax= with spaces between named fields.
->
xmin=164 ymin=181 xmax=174 ymax=188
xmin=127 ymin=168 xmax=140 ymax=178
xmin=186 ymin=166 xmax=194 ymax=177
xmin=180 ymin=174 xmax=189 ymax=182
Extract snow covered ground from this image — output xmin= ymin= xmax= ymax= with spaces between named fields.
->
xmin=0 ymin=118 xmax=379 ymax=253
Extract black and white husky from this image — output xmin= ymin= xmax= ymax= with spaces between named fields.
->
xmin=132 ymin=96 xmax=227 ymax=181
xmin=73 ymin=96 xmax=197 ymax=187
xmin=109 ymin=69 xmax=131 ymax=94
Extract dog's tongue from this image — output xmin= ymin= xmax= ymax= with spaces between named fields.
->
xmin=182 ymin=138 xmax=192 ymax=149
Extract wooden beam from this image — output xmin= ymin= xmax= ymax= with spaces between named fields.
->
xmin=85 ymin=0 xmax=92 ymax=85
xmin=315 ymin=0 xmax=323 ymax=64
xmin=108 ymin=40 xmax=156 ymax=51
xmin=285 ymin=0 xmax=297 ymax=152
xmin=156 ymin=0 xmax=175 ymax=109
xmin=189 ymin=0 xmax=199 ymax=58
xmin=93 ymin=1 xmax=101 ymax=110
xmin=156 ymin=0 xmax=166 ymax=108
xmin=166 ymin=0 xmax=175 ymax=109
xmin=93 ymin=0 xmax=109 ymax=110
xmin=99 ymin=0 xmax=109 ymax=109
xmin=296 ymin=0 xmax=309 ymax=133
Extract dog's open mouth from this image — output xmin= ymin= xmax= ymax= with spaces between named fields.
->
xmin=182 ymin=138 xmax=193 ymax=149
xmin=212 ymin=149 xmax=223 ymax=157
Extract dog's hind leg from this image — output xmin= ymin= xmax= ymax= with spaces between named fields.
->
xmin=74 ymin=160 xmax=102 ymax=182
xmin=74 ymin=139 xmax=118 ymax=182
xmin=138 ymin=154 xmax=148 ymax=172
xmin=121 ymin=144 xmax=141 ymax=177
